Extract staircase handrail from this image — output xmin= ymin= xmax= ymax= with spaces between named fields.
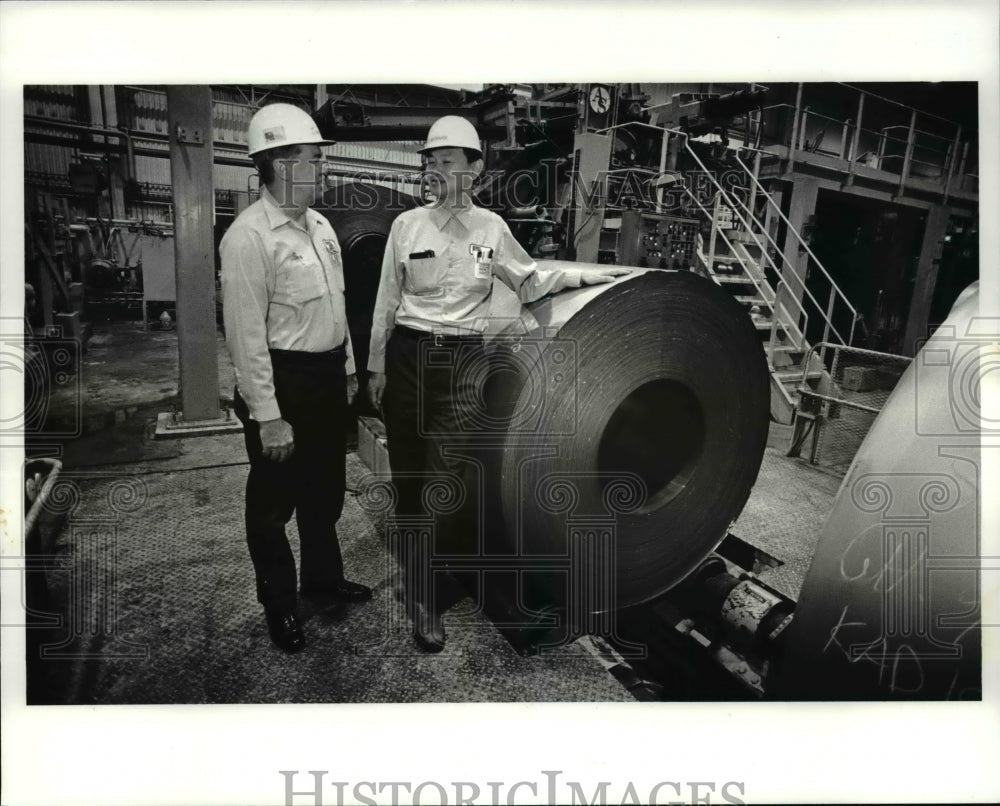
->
xmin=720 ymin=178 xmax=851 ymax=348
xmin=686 ymin=191 xmax=774 ymax=311
xmin=770 ymin=278 xmax=810 ymax=360
xmin=678 ymin=134 xmax=854 ymax=347
xmin=732 ymin=150 xmax=858 ymax=345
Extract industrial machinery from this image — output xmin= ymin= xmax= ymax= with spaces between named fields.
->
xmin=603 ymin=211 xmax=700 ymax=269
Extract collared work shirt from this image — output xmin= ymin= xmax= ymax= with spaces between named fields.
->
xmin=368 ymin=204 xmax=584 ymax=373
xmin=221 ymin=187 xmax=354 ymax=422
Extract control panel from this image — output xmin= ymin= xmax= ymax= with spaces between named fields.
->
xmin=612 ymin=211 xmax=700 ymax=270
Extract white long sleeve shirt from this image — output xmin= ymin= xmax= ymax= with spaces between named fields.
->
xmin=368 ymin=204 xmax=584 ymax=373
xmin=220 ymin=187 xmax=354 ymax=421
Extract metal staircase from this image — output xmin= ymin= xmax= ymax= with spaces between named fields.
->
xmin=680 ymin=141 xmax=859 ymax=424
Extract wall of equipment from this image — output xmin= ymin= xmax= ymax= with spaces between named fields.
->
xmin=23 ymin=84 xmax=422 ymax=326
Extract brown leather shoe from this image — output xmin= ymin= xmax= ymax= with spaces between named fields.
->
xmin=265 ymin=611 xmax=306 ymax=653
xmin=412 ymin=603 xmax=445 ymax=653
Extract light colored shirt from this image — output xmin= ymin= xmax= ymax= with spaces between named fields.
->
xmin=220 ymin=187 xmax=354 ymax=422
xmin=368 ymin=204 xmax=584 ymax=373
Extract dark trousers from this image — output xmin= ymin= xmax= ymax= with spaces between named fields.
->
xmin=233 ymin=347 xmax=348 ymax=614
xmin=382 ymin=326 xmax=484 ymax=612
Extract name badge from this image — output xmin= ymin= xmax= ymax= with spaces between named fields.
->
xmin=470 ymin=243 xmax=494 ymax=279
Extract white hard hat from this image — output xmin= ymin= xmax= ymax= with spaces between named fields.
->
xmin=247 ymin=103 xmax=335 ymax=156
xmin=419 ymin=115 xmax=482 ymax=157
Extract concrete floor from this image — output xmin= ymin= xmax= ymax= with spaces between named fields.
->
xmin=27 ymin=323 xmax=634 ymax=703
xmin=27 ymin=445 xmax=634 ymax=704
xmin=39 ymin=321 xmax=237 ymax=440
xmin=25 ymin=321 xmax=842 ymax=703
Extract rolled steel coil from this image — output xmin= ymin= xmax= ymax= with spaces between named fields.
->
xmin=481 ymin=266 xmax=771 ymax=611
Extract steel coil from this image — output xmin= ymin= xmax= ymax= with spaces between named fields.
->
xmin=774 ymin=282 xmax=983 ymax=700
xmin=481 ymin=266 xmax=770 ymax=611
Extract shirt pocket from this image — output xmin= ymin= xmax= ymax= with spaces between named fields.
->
xmin=272 ymin=257 xmax=327 ymax=308
xmin=454 ymin=253 xmax=494 ymax=294
xmin=403 ymin=256 xmax=446 ymax=297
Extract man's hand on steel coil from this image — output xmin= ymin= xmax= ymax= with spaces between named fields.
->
xmin=259 ymin=417 xmax=295 ymax=462
xmin=580 ymin=267 xmax=633 ymax=285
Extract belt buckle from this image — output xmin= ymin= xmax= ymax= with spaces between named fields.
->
xmin=433 ymin=332 xmax=445 ymax=348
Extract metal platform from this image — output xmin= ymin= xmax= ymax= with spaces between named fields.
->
xmin=729 ymin=446 xmax=843 ymax=601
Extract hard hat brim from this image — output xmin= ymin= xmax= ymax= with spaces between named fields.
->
xmin=249 ymin=137 xmax=337 ymax=156
xmin=418 ymin=144 xmax=483 ymax=157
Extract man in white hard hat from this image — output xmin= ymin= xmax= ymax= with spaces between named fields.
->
xmin=367 ymin=115 xmax=629 ymax=652
xmin=221 ymin=103 xmax=372 ymax=654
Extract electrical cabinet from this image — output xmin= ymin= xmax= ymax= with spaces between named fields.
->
xmin=602 ymin=211 xmax=700 ymax=269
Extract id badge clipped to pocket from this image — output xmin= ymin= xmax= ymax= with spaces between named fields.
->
xmin=469 ymin=243 xmax=494 ymax=280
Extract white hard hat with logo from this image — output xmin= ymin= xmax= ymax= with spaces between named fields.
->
xmin=247 ymin=103 xmax=335 ymax=156
xmin=418 ymin=115 xmax=482 ymax=157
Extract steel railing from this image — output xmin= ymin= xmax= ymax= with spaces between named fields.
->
xmin=677 ymin=133 xmax=857 ymax=358
xmin=757 ymin=83 xmax=976 ymax=200
xmin=730 ymin=149 xmax=859 ymax=351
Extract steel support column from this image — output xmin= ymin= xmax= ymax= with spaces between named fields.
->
xmin=778 ymin=175 xmax=820 ymax=312
xmin=570 ymin=133 xmax=613 ymax=263
xmin=902 ymin=204 xmax=950 ymax=357
xmin=166 ymin=86 xmax=220 ymax=423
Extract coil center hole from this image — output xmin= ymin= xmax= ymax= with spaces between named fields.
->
xmin=597 ymin=379 xmax=705 ymax=514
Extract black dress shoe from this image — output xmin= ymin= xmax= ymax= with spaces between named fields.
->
xmin=265 ymin=611 xmax=305 ymax=653
xmin=412 ymin=603 xmax=446 ymax=653
xmin=301 ymin=579 xmax=373 ymax=602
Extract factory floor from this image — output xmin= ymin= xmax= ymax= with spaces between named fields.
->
xmin=23 ymin=322 xmax=842 ymax=704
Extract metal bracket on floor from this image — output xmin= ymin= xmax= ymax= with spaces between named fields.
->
xmin=154 ymin=401 xmax=243 ymax=439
